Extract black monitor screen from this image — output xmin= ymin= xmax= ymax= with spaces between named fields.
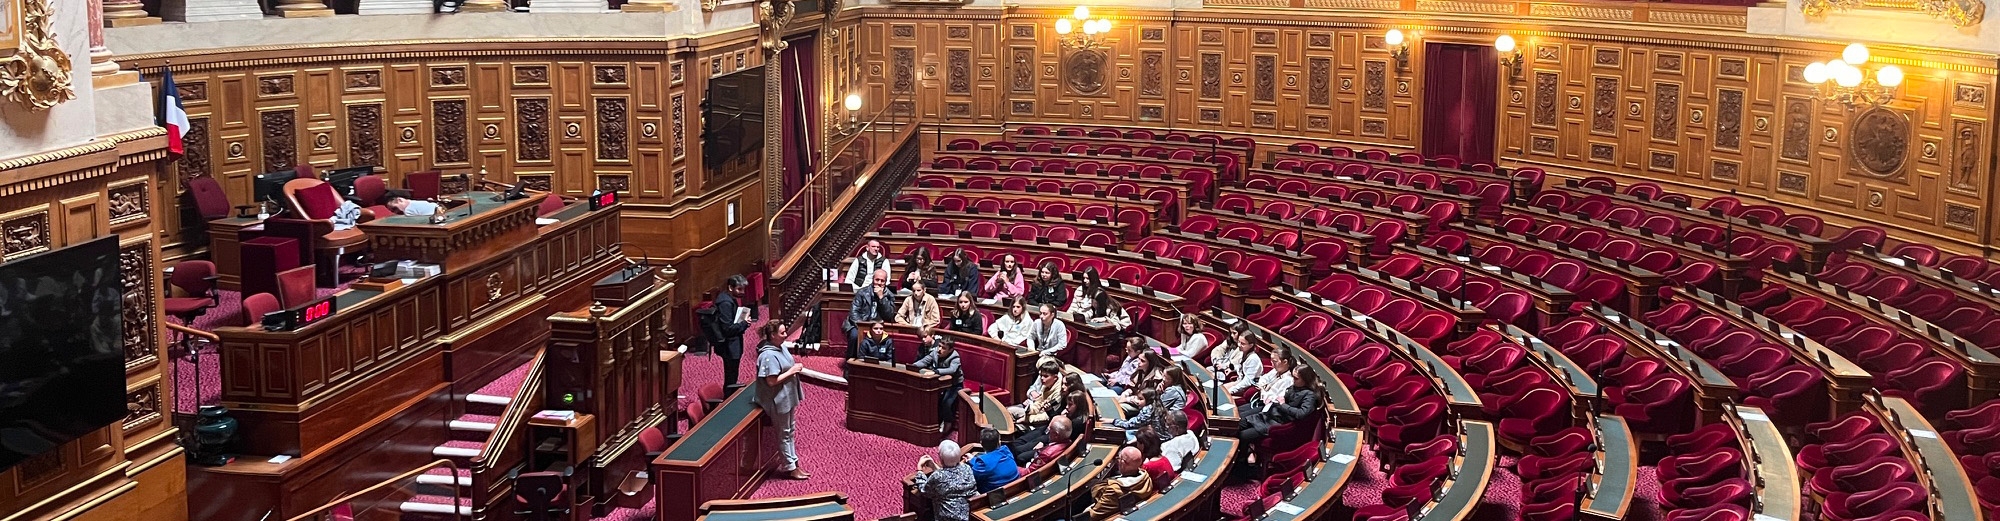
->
xmin=324 ymin=166 xmax=372 ymax=197
xmin=702 ymin=64 xmax=766 ymax=182
xmin=253 ymin=170 xmax=298 ymax=206
xmin=0 ymin=236 xmax=126 ymax=471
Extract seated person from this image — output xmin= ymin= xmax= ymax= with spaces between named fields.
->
xmin=965 ymin=428 xmax=1020 ymax=493
xmin=983 ymin=254 xmax=1027 ymax=302
xmin=1114 ymin=367 xmax=1186 ymax=437
xmin=1159 ymin=410 xmax=1199 ymax=471
xmin=1011 ymin=388 xmax=1090 ymax=463
xmin=1248 ymin=352 xmax=1296 ymax=414
xmin=1025 ymin=262 xmax=1068 ymax=309
xmin=1086 ymin=293 xmax=1133 ymax=330
xmin=1007 ymin=358 xmax=1067 ymax=425
xmin=897 ymin=279 xmax=941 ymax=330
xmin=1134 ymin=426 xmax=1176 ymax=484
xmin=1026 ymin=304 xmax=1070 ymax=358
xmin=386 ymin=195 xmax=440 ymax=216
xmin=855 ymin=321 xmax=895 ymax=362
xmin=944 ymin=291 xmax=984 ymax=336
xmin=1018 ymin=415 xmax=1072 ymax=472
xmin=1104 ymin=337 xmax=1149 ymax=395
xmin=1172 ymin=315 xmax=1211 ymax=359
xmin=913 ymin=440 xmax=978 ymax=521
xmin=986 ymin=297 xmax=1033 ymax=346
xmin=1212 ymin=331 xmax=1266 ymax=397
xmin=1087 ymin=446 xmax=1158 ymax=520
xmin=1238 ymin=365 xmax=1324 ymax=447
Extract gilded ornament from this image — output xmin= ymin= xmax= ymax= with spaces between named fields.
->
xmin=0 ymin=0 xmax=73 ymax=111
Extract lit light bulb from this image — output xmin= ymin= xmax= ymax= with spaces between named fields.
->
xmin=1073 ymin=5 xmax=1090 ymax=20
xmin=1494 ymin=35 xmax=1516 ymax=53
xmin=1803 ymin=62 xmax=1829 ymax=84
xmin=1836 ymin=62 xmax=1864 ymax=88
xmin=1099 ymin=19 xmax=1111 ymax=31
xmin=1082 ymin=20 xmax=1098 ymax=35
xmin=1386 ymin=29 xmax=1405 ymax=46
xmin=1877 ymin=65 xmax=1904 ymax=87
xmin=844 ymin=93 xmax=863 ymax=111
xmin=1055 ymin=18 xmax=1072 ymax=34
xmin=1843 ymin=43 xmax=1870 ymax=65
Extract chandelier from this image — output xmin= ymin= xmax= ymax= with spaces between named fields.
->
xmin=1803 ymin=43 xmax=1904 ymax=110
xmin=1054 ymin=6 xmax=1111 ymax=50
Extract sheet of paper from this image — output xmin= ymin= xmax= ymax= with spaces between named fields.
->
xmin=1911 ymin=429 xmax=1938 ymax=439
xmin=1181 ymin=472 xmax=1207 ymax=483
xmin=800 ymin=368 xmax=848 ymax=387
xmin=1737 ymin=410 xmax=1770 ymax=422
xmin=1271 ymin=502 xmax=1305 ymax=515
xmin=1089 ymin=387 xmax=1117 ymax=398
xmin=534 ymin=218 xmax=558 ymax=226
xmin=735 ymin=306 xmax=753 ymax=323
xmin=1330 ymin=453 xmax=1356 ymax=465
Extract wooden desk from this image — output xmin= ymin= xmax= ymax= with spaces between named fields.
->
xmin=1191 ymin=207 xmax=1379 ymax=265
xmin=546 ymin=269 xmax=677 ymax=515
xmin=867 ymin=232 xmax=1253 ymax=313
xmin=816 ymin=289 xmax=1037 ymax=401
xmin=209 ymin=216 xmax=265 ymax=291
xmin=846 ymin=358 xmax=955 ymax=446
xmin=1512 ymin=205 xmax=1755 ymax=298
xmin=970 ymin=444 xmax=1116 ymax=521
xmin=1210 ymin=310 xmax=1364 ymax=422
xmin=1581 ymin=415 xmax=1638 ymax=521
xmin=1220 ymin=185 xmax=1440 ymax=234
xmin=883 ymin=209 xmax=1121 ymax=238
xmin=1725 ymin=404 xmax=1801 ymax=521
xmin=1458 ymin=222 xmax=1666 ymax=313
xmin=1421 ymin=420 xmax=1495 ymax=521
xmin=1273 ymin=290 xmax=1481 ymax=414
xmin=1398 ymin=244 xmax=1576 ymax=330
xmin=1244 ymin=165 xmax=1485 ymax=217
xmin=1678 ymin=288 xmax=1871 ymax=414
xmin=1001 ymin=133 xmax=1255 ymax=157
xmin=1875 ymin=396 xmax=1981 ymax=521
xmin=1264 ymin=149 xmax=1528 ymax=197
xmin=360 ymin=191 xmax=545 ymax=273
xmin=1587 ymin=306 xmax=1739 ymax=423
xmin=1771 ymin=269 xmax=2000 ymax=405
xmin=1121 ymin=437 xmax=1239 ymax=521
xmin=653 ymin=390 xmax=773 ymax=521
xmin=956 ymin=390 xmax=1016 ymax=444
xmin=699 ymin=493 xmax=855 ymax=521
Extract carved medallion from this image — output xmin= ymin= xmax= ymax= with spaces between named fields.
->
xmin=1715 ymin=89 xmax=1744 ymax=151
xmin=177 ymin=82 xmax=208 ymax=103
xmin=947 ymin=26 xmax=971 ymax=39
xmin=1650 ymin=152 xmax=1677 ymax=172
xmin=1947 ymin=204 xmax=1978 ymax=231
xmin=261 ymin=110 xmax=297 ymax=172
xmin=1362 ymin=120 xmax=1387 ymax=136
xmin=432 ymin=67 xmax=466 ymax=87
xmin=1532 ymin=71 xmax=1558 ymax=127
xmin=1590 ymin=143 xmax=1615 ymax=162
xmin=259 ymin=75 xmax=294 ymax=96
xmin=1142 ymin=28 xmax=1165 ymax=42
xmin=109 ymin=181 xmax=148 ymax=225
xmin=1956 ymin=84 xmax=1987 ymax=105
xmin=517 ymin=98 xmax=550 ymax=161
xmin=1712 ymin=160 xmax=1740 ymax=182
xmin=1066 ymin=49 xmax=1108 ymax=96
xmin=0 ymin=0 xmax=75 ymax=111
xmin=948 ymin=49 xmax=971 ymax=94
xmin=1531 ymin=135 xmax=1557 ymax=154
xmin=1012 ymin=101 xmax=1034 ymax=115
xmin=1200 ymin=54 xmax=1221 ymax=99
xmin=315 ymin=132 xmax=333 ymax=149
xmin=1653 ymin=83 xmax=1680 ymax=142
xmin=1308 ymin=58 xmax=1331 ymax=107
xmin=1307 ymin=115 xmax=1329 ymax=130
xmin=1199 ymin=108 xmax=1221 ymax=123
xmin=1777 ymin=172 xmax=1808 ymax=194
xmin=597 ymin=98 xmax=629 ymax=161
xmin=1781 ymin=97 xmax=1812 ymax=161
xmin=125 ymin=383 xmax=161 ymax=431
xmin=349 ymin=104 xmax=383 ymax=167
xmin=1955 ymin=121 xmax=1980 ymax=190
xmin=1 ymin=210 xmax=50 ymax=259
xmin=1364 ymin=61 xmax=1387 ymax=112
xmin=1254 ymin=112 xmax=1276 ymax=127
xmin=1849 ymin=107 xmax=1909 ymax=178
xmin=486 ymin=273 xmax=504 ymax=303
xmin=1593 ymin=49 xmax=1621 ymax=68
xmin=433 ymin=101 xmax=467 ymax=163
xmin=1140 ymin=106 xmax=1163 ymax=121
xmin=1140 ymin=51 xmax=1164 ymax=97
xmin=1254 ymin=55 xmax=1276 ymax=102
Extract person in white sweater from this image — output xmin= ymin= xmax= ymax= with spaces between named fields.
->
xmin=985 ymin=297 xmax=1034 ymax=347
xmin=1212 ymin=331 xmax=1265 ymax=396
xmin=1250 ymin=352 xmax=1295 ymax=413
xmin=1087 ymin=292 xmax=1133 ymax=330
xmin=1027 ymin=304 xmax=1070 ymax=358
xmin=1173 ymin=314 xmax=1210 ymax=359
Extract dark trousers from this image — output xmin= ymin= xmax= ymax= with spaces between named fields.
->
xmin=1238 ymin=412 xmax=1273 ymax=444
xmin=721 ymin=352 xmax=741 ymax=388
xmin=940 ymin=381 xmax=961 ymax=432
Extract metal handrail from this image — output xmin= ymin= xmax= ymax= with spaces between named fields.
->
xmin=166 ymin=321 xmax=221 ymax=342
xmin=285 ymin=459 xmax=467 ymax=521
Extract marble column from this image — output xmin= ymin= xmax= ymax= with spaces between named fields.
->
xmin=357 ymin=0 xmax=436 ymax=15
xmin=102 ymin=0 xmax=162 ymax=26
xmin=89 ymin=0 xmax=142 ymax=88
xmin=274 ymin=0 xmax=335 ymax=17
xmin=619 ymin=0 xmax=677 ymax=12
xmin=457 ymin=0 xmax=512 ymax=12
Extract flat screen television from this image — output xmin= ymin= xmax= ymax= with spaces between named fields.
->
xmin=702 ymin=64 xmax=766 ymax=182
xmin=253 ymin=169 xmax=298 ymax=207
xmin=0 ymin=236 xmax=125 ymax=471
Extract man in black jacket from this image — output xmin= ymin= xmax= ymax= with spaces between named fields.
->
xmin=845 ymin=269 xmax=897 ymax=358
xmin=713 ymin=275 xmax=752 ymax=389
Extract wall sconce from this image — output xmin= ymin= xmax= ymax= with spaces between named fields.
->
xmin=1385 ymin=29 xmax=1411 ymax=72
xmin=1495 ymin=35 xmax=1523 ymax=82
xmin=839 ymin=93 xmax=864 ymax=135
xmin=1804 ymin=43 xmax=1903 ymax=110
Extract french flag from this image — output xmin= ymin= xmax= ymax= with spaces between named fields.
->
xmin=160 ymin=68 xmax=189 ymax=159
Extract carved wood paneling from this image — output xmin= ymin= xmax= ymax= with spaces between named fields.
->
xmin=596 ymin=97 xmax=629 ymax=161
xmin=261 ymin=110 xmax=296 ymax=173
xmin=518 ymin=98 xmax=550 ymax=161
xmin=432 ymin=100 xmax=468 ymax=164
xmin=348 ymin=104 xmax=383 ymax=167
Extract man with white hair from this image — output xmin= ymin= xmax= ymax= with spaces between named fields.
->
xmin=913 ymin=439 xmax=978 ymax=521
xmin=845 ymin=240 xmax=891 ymax=287
xmin=1087 ymin=446 xmax=1157 ymax=520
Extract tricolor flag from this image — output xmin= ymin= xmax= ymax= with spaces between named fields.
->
xmin=160 ymin=68 xmax=190 ymax=159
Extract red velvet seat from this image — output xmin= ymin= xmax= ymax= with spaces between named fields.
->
xmin=164 ymin=260 xmax=221 ymax=325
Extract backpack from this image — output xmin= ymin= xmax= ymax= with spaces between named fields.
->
xmin=696 ymin=301 xmax=725 ymax=344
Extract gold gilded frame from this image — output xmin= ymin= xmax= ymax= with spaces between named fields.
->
xmin=0 ymin=0 xmax=74 ymax=111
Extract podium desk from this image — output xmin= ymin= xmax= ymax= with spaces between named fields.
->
xmin=360 ymin=192 xmax=546 ymax=273
xmin=845 ymin=358 xmax=955 ymax=446
xmin=654 ymin=390 xmax=772 ymax=521
xmin=956 ymin=390 xmax=1015 ymax=445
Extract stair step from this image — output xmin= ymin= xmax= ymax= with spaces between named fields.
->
xmin=466 ymin=393 xmax=511 ymax=406
xmin=417 ymin=467 xmax=473 ymax=488
xmin=449 ymin=414 xmax=502 ymax=433
xmin=399 ymin=495 xmax=472 ymax=516
xmin=432 ymin=440 xmax=484 ymax=459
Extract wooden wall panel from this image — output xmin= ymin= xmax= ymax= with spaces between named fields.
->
xmin=852 ymin=6 xmax=2000 ymax=250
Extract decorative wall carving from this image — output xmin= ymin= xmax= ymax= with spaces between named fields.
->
xmin=1531 ymin=135 xmax=1557 ymax=154
xmin=1590 ymin=143 xmax=1615 ymax=162
xmin=432 ymin=100 xmax=467 ymax=164
xmin=947 ymin=26 xmax=971 ymax=39
xmin=1655 ymin=53 xmax=1683 ymax=73
xmin=261 ymin=110 xmax=297 ymax=173
xmin=1955 ymin=121 xmax=1980 ymax=190
xmin=431 ymin=67 xmax=466 ymax=86
xmin=1199 ymin=108 xmax=1221 ymax=123
xmin=1715 ymin=89 xmax=1743 ymax=151
xmin=597 ymin=98 xmax=629 ymax=161
xmin=1652 ymin=83 xmax=1680 ymax=142
xmin=124 ymin=383 xmax=161 ymax=431
xmin=1140 ymin=105 xmax=1163 ymax=120
xmin=1592 ymin=77 xmax=1617 ymax=134
xmin=1253 ymin=111 xmax=1275 ymax=127
xmin=0 ymin=0 xmax=74 ymax=111
xmin=1361 ymin=119 xmax=1386 ymax=136
xmin=179 ymin=118 xmax=211 ymax=182
xmin=1711 ymin=160 xmax=1739 ymax=181
xmin=1067 ymin=49 xmax=1108 ymax=96
xmin=1533 ymin=71 xmax=1558 ymax=127
xmin=1363 ymin=61 xmax=1387 ymax=112
xmin=517 ymin=98 xmax=550 ymax=161
xmin=519 ymin=175 xmax=552 ymax=192
xmin=599 ymin=175 xmax=631 ymax=193
xmin=1308 ymin=57 xmax=1331 ymax=107
xmin=592 ymin=66 xmax=627 ymax=85
xmin=515 ymin=66 xmax=548 ymax=85
xmin=1719 ymin=59 xmax=1747 ymax=78
xmin=1012 ymin=48 xmax=1035 ymax=92
xmin=118 ymin=242 xmax=155 ymax=369
xmin=1254 ymin=55 xmax=1276 ymax=102
xmin=1 ymin=209 xmax=50 ymax=259
xmin=1593 ymin=49 xmax=1620 ymax=67
xmin=1849 ymin=107 xmax=1909 ymax=178
xmin=1778 ymin=172 xmax=1809 ymax=194
xmin=1650 ymin=151 xmax=1676 ymax=172
xmin=259 ymin=75 xmax=294 ymax=96
xmin=1782 ymin=97 xmax=1813 ymax=161
xmin=948 ymin=49 xmax=971 ymax=94
xmin=670 ymin=94 xmax=686 ymax=160
xmin=1013 ymin=101 xmax=1034 ymax=114
xmin=892 ymin=25 xmax=916 ymax=38
xmin=1142 ymin=28 xmax=1166 ymax=41
xmin=1956 ymin=84 xmax=1987 ymax=105
xmin=109 ymin=182 xmax=148 ymax=225
xmin=1946 ymin=203 xmax=1979 ymax=231
xmin=1140 ymin=51 xmax=1164 ymax=97
xmin=347 ymin=104 xmax=383 ymax=167
xmin=1200 ymin=53 xmax=1222 ymax=99
xmin=892 ymin=48 xmax=915 ymax=94
xmin=178 ymin=82 xmax=208 ymax=102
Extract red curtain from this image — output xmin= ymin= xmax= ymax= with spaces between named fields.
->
xmin=1421 ymin=43 xmax=1499 ymax=165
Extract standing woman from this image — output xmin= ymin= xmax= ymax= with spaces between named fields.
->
xmin=1026 ymin=262 xmax=1069 ymax=309
xmin=754 ymin=321 xmax=810 ymax=480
